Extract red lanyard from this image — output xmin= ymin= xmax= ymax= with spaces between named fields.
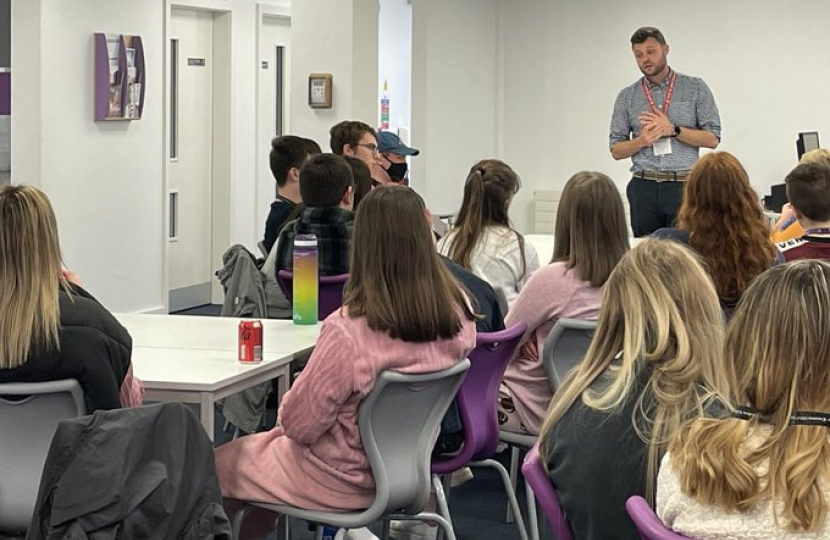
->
xmin=641 ymin=71 xmax=677 ymax=115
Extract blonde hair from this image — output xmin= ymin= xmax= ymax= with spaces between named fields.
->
xmin=670 ymin=260 xmax=830 ymax=532
xmin=552 ymin=171 xmax=629 ymax=287
xmin=0 ymin=186 xmax=66 ymax=368
xmin=539 ymin=239 xmax=727 ymax=501
xmin=800 ymin=148 xmax=830 ymax=165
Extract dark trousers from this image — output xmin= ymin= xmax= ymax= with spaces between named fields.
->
xmin=626 ymin=177 xmax=685 ymax=237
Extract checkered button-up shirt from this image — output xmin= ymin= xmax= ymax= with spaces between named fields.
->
xmin=275 ymin=207 xmax=354 ymax=276
xmin=609 ymin=69 xmax=721 ymax=173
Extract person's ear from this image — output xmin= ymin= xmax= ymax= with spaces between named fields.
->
xmin=793 ymin=206 xmax=806 ymax=223
xmin=663 ymin=43 xmax=670 ymax=56
xmin=342 ymin=144 xmax=355 ymax=157
xmin=289 ymin=167 xmax=300 ymax=184
xmin=342 ymin=185 xmax=354 ymax=210
xmin=424 ymin=208 xmax=432 ymax=227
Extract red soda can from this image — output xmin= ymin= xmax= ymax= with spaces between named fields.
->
xmin=238 ymin=320 xmax=263 ymax=363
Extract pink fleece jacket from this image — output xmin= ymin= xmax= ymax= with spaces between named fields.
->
xmin=214 ymin=307 xmax=476 ymax=510
xmin=502 ymin=262 xmax=601 ymax=434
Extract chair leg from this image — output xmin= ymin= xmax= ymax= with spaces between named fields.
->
xmin=393 ymin=512 xmax=456 ymax=540
xmin=524 ymin=478 xmax=539 ymax=540
xmin=231 ymin=505 xmax=251 ymax=540
xmin=472 ymin=459 xmax=530 ymax=540
xmin=432 ymin=474 xmax=453 ymax=540
xmin=506 ymin=446 xmax=520 ymax=523
xmin=279 ymin=515 xmax=290 ymax=540
xmin=381 ymin=519 xmax=391 ymax=540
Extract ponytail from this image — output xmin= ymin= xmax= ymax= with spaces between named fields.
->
xmin=446 ymin=160 xmax=523 ymax=273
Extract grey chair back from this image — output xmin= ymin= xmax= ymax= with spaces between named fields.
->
xmin=235 ymin=359 xmax=471 ymax=533
xmin=542 ymin=318 xmax=597 ymax=392
xmin=0 ymin=379 xmax=86 ymax=533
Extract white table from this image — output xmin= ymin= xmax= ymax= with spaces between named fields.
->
xmin=117 ymin=314 xmax=321 ymax=439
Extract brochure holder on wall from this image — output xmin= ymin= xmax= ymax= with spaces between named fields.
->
xmin=94 ymin=33 xmax=145 ymax=121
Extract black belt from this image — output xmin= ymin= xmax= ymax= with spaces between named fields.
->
xmin=635 ymin=170 xmax=690 ymax=182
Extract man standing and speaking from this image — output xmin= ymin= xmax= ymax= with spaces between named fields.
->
xmin=610 ymin=27 xmax=721 ymax=237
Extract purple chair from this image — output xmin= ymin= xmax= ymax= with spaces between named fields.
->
xmin=431 ymin=322 xmax=530 ymax=540
xmin=521 ymin=445 xmax=573 ymax=540
xmin=626 ymin=496 xmax=695 ymax=540
xmin=277 ymin=270 xmax=349 ymax=320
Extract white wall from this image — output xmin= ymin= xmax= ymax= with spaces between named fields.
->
xmin=410 ymin=0 xmax=499 ymax=215
xmin=378 ymin=0 xmax=411 ymax=131
xmin=289 ymin=0 xmax=378 ymax=151
xmin=412 ymin=0 xmax=830 ymax=232
xmin=10 ymin=0 xmax=274 ymax=312
xmin=12 ymin=0 xmax=166 ymax=313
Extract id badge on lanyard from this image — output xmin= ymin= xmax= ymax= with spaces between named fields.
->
xmin=642 ymin=72 xmax=677 ymax=156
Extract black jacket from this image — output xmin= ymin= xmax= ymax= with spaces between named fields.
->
xmin=27 ymin=403 xmax=231 ymax=540
xmin=0 ymin=284 xmax=132 ymax=412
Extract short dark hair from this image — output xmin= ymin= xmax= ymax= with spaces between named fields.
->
xmin=329 ymin=121 xmax=376 ymax=155
xmin=631 ymin=27 xmax=666 ymax=46
xmin=786 ymin=162 xmax=830 ymax=222
xmin=299 ymin=154 xmax=355 ymax=208
xmin=344 ymin=156 xmax=372 ymax=210
xmin=269 ymin=135 xmax=322 ymax=187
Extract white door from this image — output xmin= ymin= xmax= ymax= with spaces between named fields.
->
xmin=256 ymin=15 xmax=292 ymax=237
xmin=168 ymin=8 xmax=214 ymax=311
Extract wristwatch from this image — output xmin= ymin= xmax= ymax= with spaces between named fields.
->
xmin=671 ymin=125 xmax=682 ymax=138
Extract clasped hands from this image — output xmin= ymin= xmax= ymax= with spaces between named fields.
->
xmin=637 ymin=110 xmax=674 ymax=146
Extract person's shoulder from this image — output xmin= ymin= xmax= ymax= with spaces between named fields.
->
xmin=676 ymin=72 xmax=713 ymax=90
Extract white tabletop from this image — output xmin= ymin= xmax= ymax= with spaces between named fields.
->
xmin=130 ymin=346 xmax=294 ymax=392
xmin=115 ymin=313 xmax=322 ymax=439
xmin=116 ymin=313 xmax=321 ymax=355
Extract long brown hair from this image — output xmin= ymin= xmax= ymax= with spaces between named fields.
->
xmin=539 ymin=239 xmax=727 ymax=501
xmin=344 ymin=186 xmax=475 ymax=342
xmin=552 ymin=171 xmax=629 ymax=287
xmin=444 ymin=159 xmax=527 ymax=277
xmin=677 ymin=152 xmax=776 ymax=303
xmin=670 ymin=260 xmax=830 ymax=532
xmin=0 ymin=185 xmax=67 ymax=368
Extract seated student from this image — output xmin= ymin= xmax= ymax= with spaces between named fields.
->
xmin=262 ymin=135 xmax=322 ymax=254
xmin=344 ymin=156 xmax=373 ymax=210
xmin=373 ymin=131 xmax=419 ymax=187
xmin=214 ymin=186 xmax=477 ymax=539
xmin=274 ymin=154 xmax=355 ymax=275
xmin=499 ymin=172 xmax=628 ymax=435
xmin=539 ymin=239 xmax=728 ymax=540
xmin=0 ymin=185 xmax=140 ymax=412
xmin=653 ymin=152 xmax=780 ymax=315
xmin=330 ymin=120 xmax=381 ymax=172
xmin=438 ymin=159 xmax=540 ymax=307
xmin=771 ymin=148 xmax=830 ymax=243
xmin=658 ymin=260 xmax=830 ymax=539
xmin=777 ymin=160 xmax=830 ymax=261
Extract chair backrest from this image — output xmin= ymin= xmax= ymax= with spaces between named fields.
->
xmin=626 ymin=496 xmax=695 ymax=539
xmin=360 ymin=360 xmax=470 ymax=519
xmin=431 ymin=323 xmax=527 ymax=475
xmin=277 ymin=270 xmax=349 ymax=320
xmin=521 ymin=445 xmax=573 ymax=540
xmin=542 ymin=318 xmax=597 ymax=392
xmin=0 ymin=379 xmax=86 ymax=533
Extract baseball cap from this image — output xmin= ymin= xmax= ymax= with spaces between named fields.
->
xmin=377 ymin=131 xmax=420 ymax=156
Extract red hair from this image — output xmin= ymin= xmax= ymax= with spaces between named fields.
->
xmin=678 ymin=152 xmax=776 ymax=303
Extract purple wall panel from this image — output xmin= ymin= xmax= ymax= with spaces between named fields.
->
xmin=0 ymin=72 xmax=9 ymax=116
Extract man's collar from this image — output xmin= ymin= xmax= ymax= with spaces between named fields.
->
xmin=646 ymin=68 xmax=674 ymax=89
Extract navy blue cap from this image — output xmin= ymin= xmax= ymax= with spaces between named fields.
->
xmin=377 ymin=131 xmax=420 ymax=156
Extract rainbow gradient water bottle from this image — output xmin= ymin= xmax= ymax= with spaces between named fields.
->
xmin=292 ymin=234 xmax=318 ymax=325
